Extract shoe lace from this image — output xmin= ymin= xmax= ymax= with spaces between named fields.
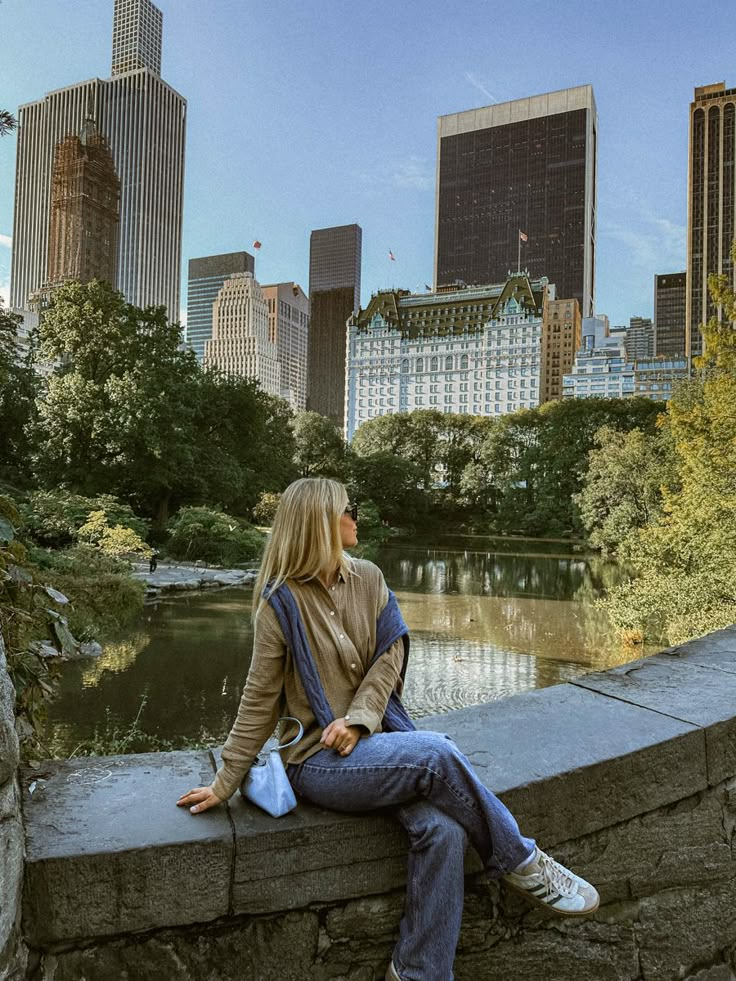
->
xmin=538 ymin=853 xmax=577 ymax=899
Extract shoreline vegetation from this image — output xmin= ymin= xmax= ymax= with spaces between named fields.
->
xmin=2 ymin=257 xmax=736 ymax=757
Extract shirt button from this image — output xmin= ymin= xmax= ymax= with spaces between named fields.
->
xmin=351 ymin=662 xmax=357 ymax=669
xmin=339 ymin=633 xmax=344 ymax=639
xmin=329 ymin=611 xmax=335 ymax=616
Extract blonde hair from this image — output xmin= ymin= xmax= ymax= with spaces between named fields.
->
xmin=252 ymin=477 xmax=353 ymax=617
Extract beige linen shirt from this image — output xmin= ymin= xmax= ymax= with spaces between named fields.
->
xmin=211 ymin=558 xmax=406 ymax=801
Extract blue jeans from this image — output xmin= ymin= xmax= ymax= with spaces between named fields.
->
xmin=287 ymin=730 xmax=536 ymax=981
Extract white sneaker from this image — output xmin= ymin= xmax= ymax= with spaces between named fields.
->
xmin=503 ymin=847 xmax=600 ymax=916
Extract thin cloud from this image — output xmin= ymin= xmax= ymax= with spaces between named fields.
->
xmin=357 ymin=155 xmax=434 ymax=192
xmin=463 ymin=72 xmax=498 ymax=104
xmin=0 ymin=233 xmax=11 ymax=249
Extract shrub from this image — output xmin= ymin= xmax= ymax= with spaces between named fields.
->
xmin=78 ymin=510 xmax=152 ymax=559
xmin=22 ymin=490 xmax=149 ymax=548
xmin=166 ymin=506 xmax=265 ymax=566
xmin=252 ymin=491 xmax=281 ymax=526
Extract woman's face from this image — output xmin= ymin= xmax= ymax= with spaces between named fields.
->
xmin=339 ymin=505 xmax=358 ymax=549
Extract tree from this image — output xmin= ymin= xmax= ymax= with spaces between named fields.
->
xmin=28 ymin=281 xmax=297 ymax=524
xmin=348 ymin=451 xmax=426 ymax=525
xmin=0 ymin=110 xmax=17 ymax=136
xmin=291 ymin=411 xmax=347 ymax=479
xmin=603 ymin=243 xmax=736 ymax=642
xmin=574 ymin=425 xmax=677 ymax=553
xmin=0 ymin=303 xmax=39 ymax=479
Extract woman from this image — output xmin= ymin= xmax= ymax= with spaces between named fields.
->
xmin=177 ymin=478 xmax=599 ymax=981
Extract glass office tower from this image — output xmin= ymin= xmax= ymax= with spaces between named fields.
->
xmin=435 ymin=86 xmax=597 ymax=317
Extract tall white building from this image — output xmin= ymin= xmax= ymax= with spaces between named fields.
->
xmin=562 ymin=317 xmax=635 ymax=399
xmin=262 ymin=282 xmax=310 ymax=411
xmin=345 ymin=274 xmax=553 ymax=440
xmin=10 ymin=0 xmax=185 ymax=322
xmin=204 ymin=273 xmax=281 ymax=397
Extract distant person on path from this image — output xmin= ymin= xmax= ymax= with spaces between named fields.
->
xmin=177 ymin=477 xmax=599 ymax=980
xmin=149 ymin=550 xmax=158 ymax=574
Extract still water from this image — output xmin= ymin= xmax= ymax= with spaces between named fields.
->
xmin=44 ymin=538 xmax=637 ymax=756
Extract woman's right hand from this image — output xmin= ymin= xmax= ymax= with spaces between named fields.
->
xmin=176 ymin=785 xmax=223 ymax=814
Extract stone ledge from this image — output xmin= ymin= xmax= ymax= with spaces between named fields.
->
xmin=20 ymin=626 xmax=736 ymax=949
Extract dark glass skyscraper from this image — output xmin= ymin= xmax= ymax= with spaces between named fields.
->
xmin=687 ymin=83 xmax=736 ymax=363
xmin=654 ymin=272 xmax=687 ymax=357
xmin=435 ymin=86 xmax=597 ymax=317
xmin=307 ymin=224 xmax=362 ymax=429
xmin=186 ymin=252 xmax=255 ymax=362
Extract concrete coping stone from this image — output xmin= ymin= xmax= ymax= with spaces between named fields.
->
xmin=21 ymin=626 xmax=736 ymax=947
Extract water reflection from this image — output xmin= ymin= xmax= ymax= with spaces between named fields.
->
xmin=44 ymin=541 xmax=639 ymax=756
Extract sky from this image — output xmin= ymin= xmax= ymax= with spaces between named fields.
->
xmin=2 ymin=0 xmax=735 ymax=328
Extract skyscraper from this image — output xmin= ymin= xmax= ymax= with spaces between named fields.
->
xmin=47 ymin=119 xmax=120 ymax=289
xmin=11 ymin=0 xmax=185 ymax=322
xmin=625 ymin=316 xmax=655 ymax=360
xmin=435 ymin=85 xmax=597 ymax=317
xmin=687 ymin=82 xmax=736 ymax=362
xmin=186 ymin=252 xmax=255 ymax=362
xmin=654 ymin=272 xmax=687 ymax=357
xmin=262 ymin=282 xmax=310 ymax=411
xmin=307 ymin=224 xmax=362 ymax=428
xmin=539 ymin=297 xmax=581 ymax=403
xmin=204 ymin=273 xmax=281 ymax=397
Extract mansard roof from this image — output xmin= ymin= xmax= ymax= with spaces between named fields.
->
xmin=352 ymin=273 xmax=548 ymax=339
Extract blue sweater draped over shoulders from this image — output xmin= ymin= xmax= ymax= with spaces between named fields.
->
xmin=267 ymin=582 xmax=416 ymax=733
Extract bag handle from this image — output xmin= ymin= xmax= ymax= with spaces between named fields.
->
xmin=274 ymin=716 xmax=304 ymax=752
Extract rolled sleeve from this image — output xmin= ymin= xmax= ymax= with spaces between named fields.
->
xmin=345 ymin=636 xmax=405 ymax=735
xmin=211 ymin=604 xmax=286 ymax=801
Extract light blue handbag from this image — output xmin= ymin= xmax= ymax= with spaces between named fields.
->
xmin=240 ymin=717 xmax=304 ymax=818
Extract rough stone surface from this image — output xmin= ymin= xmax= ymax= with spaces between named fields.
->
xmin=0 ymin=642 xmax=19 ymax=787
xmin=417 ymin=682 xmax=705 ymax=847
xmin=22 ymin=751 xmax=232 ymax=944
xmin=574 ymin=652 xmax=736 ymax=785
xmin=19 ymin=625 xmax=736 ymax=980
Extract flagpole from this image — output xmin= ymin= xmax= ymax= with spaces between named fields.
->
xmin=517 ymin=230 xmax=521 ymax=273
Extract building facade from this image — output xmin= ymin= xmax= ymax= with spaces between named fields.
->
xmin=634 ymin=357 xmax=688 ymax=401
xmin=307 ymin=224 xmax=362 ymax=428
xmin=186 ymin=252 xmax=255 ymax=362
xmin=562 ymin=317 xmax=635 ymax=400
xmin=687 ymin=82 xmax=736 ymax=362
xmin=625 ymin=316 xmax=655 ymax=360
xmin=11 ymin=0 xmax=186 ymax=322
xmin=262 ymin=282 xmax=309 ymax=411
xmin=435 ymin=85 xmax=597 ymax=317
xmin=46 ymin=120 xmax=120 ymax=289
xmin=204 ymin=273 xmax=281 ymax=397
xmin=345 ymin=273 xmax=553 ymax=441
xmin=540 ymin=297 xmax=581 ymax=403
xmin=112 ymin=0 xmax=163 ymax=75
xmin=654 ymin=271 xmax=687 ymax=357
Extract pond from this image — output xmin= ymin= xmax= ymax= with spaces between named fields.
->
xmin=43 ymin=537 xmax=640 ymax=757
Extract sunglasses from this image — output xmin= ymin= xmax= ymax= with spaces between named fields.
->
xmin=343 ymin=503 xmax=359 ymax=522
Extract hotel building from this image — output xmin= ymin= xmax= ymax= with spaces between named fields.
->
xmin=345 ymin=273 xmax=556 ymax=440
xmin=262 ymin=282 xmax=310 ymax=411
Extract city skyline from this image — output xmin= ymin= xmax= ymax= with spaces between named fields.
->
xmin=2 ymin=0 xmax=736 ymax=327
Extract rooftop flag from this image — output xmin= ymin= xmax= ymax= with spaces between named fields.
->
xmin=389 ymin=250 xmax=396 ymax=261
xmin=519 ymin=230 xmax=528 ymax=242
xmin=253 ymin=240 xmax=262 ymax=250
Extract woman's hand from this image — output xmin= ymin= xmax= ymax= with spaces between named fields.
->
xmin=320 ymin=718 xmax=362 ymax=757
xmin=176 ymin=785 xmax=223 ymax=814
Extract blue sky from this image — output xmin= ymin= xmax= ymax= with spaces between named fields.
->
xmin=2 ymin=0 xmax=735 ymax=326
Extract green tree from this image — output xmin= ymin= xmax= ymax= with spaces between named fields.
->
xmin=0 ymin=110 xmax=16 ymax=136
xmin=291 ymin=411 xmax=347 ymax=479
xmin=574 ymin=426 xmax=677 ymax=553
xmin=603 ymin=244 xmax=736 ymax=642
xmin=166 ymin=506 xmax=264 ymax=566
xmin=0 ymin=303 xmax=39 ymax=479
xmin=349 ymin=451 xmax=426 ymax=525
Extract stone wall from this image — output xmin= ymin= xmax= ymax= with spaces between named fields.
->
xmin=0 ymin=634 xmax=27 ymax=981
xmin=19 ymin=626 xmax=736 ymax=981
